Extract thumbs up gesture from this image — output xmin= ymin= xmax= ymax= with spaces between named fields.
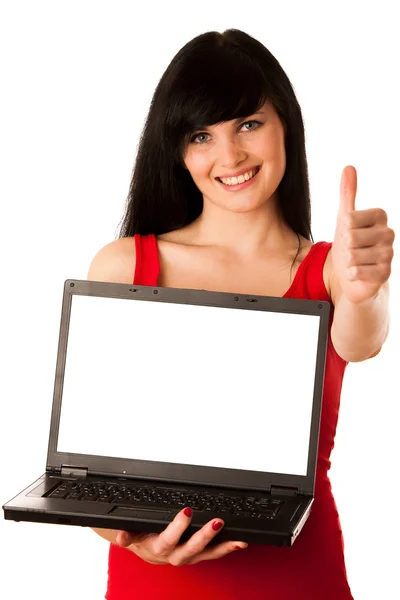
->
xmin=331 ymin=166 xmax=395 ymax=305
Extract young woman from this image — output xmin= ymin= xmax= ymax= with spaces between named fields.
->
xmin=87 ymin=29 xmax=394 ymax=600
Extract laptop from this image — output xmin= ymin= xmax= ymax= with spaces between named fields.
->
xmin=3 ymin=279 xmax=330 ymax=546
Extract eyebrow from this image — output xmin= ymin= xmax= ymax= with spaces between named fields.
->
xmin=235 ymin=110 xmax=265 ymax=122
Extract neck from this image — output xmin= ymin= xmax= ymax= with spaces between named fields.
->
xmin=188 ymin=194 xmax=298 ymax=260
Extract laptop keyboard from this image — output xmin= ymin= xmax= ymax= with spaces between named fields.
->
xmin=47 ymin=480 xmax=284 ymax=520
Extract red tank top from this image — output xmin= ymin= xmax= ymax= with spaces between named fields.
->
xmin=105 ymin=235 xmax=354 ymax=600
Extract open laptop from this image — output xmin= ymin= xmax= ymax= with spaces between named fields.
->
xmin=3 ymin=279 xmax=330 ymax=546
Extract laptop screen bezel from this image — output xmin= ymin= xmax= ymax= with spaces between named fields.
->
xmin=46 ymin=279 xmax=330 ymax=496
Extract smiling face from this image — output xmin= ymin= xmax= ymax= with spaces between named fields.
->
xmin=182 ymin=100 xmax=287 ymax=214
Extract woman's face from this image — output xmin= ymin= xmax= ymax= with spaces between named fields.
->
xmin=182 ymin=100 xmax=286 ymax=214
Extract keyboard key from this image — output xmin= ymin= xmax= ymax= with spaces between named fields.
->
xmin=67 ymin=492 xmax=83 ymax=500
xmin=47 ymin=480 xmax=284 ymax=521
xmin=49 ymin=490 xmax=68 ymax=499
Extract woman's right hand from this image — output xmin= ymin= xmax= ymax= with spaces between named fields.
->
xmin=115 ymin=507 xmax=248 ymax=566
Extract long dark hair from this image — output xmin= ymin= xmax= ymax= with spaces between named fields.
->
xmin=115 ymin=29 xmax=313 ymax=245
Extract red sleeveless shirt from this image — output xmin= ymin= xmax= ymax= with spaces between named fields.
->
xmin=105 ymin=235 xmax=354 ymax=600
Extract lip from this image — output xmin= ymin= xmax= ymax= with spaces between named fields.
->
xmin=216 ymin=166 xmax=261 ymax=192
xmin=216 ymin=165 xmax=261 ymax=179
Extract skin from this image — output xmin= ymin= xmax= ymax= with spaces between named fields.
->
xmin=157 ymin=100 xmax=315 ymax=297
xmin=88 ymin=100 xmax=394 ymax=566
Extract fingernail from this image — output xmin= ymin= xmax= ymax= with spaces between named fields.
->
xmin=212 ymin=520 xmax=223 ymax=531
xmin=235 ymin=544 xmax=247 ymax=550
xmin=183 ymin=507 xmax=192 ymax=517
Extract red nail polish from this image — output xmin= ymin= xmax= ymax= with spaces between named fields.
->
xmin=234 ymin=545 xmax=243 ymax=550
xmin=184 ymin=507 xmax=192 ymax=517
xmin=212 ymin=520 xmax=223 ymax=531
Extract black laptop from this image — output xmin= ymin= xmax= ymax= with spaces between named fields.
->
xmin=3 ymin=279 xmax=330 ymax=546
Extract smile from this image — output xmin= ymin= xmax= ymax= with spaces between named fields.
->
xmin=216 ymin=166 xmax=261 ymax=191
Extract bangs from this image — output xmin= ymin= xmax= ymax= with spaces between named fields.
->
xmin=164 ymin=37 xmax=273 ymax=153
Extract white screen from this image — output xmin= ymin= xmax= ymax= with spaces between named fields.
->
xmin=57 ymin=294 xmax=321 ymax=476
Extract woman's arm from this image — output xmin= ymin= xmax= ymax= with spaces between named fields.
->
xmin=330 ymin=281 xmax=390 ymax=362
xmin=92 ymin=527 xmax=121 ymax=545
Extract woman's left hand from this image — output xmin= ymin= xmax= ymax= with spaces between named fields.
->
xmin=331 ymin=165 xmax=395 ymax=304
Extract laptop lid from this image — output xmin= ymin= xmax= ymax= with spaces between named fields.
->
xmin=46 ymin=280 xmax=330 ymax=496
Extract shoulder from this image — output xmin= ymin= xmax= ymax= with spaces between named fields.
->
xmin=86 ymin=236 xmax=136 ymax=283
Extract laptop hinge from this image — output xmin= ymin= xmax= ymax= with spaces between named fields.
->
xmin=270 ymin=485 xmax=299 ymax=497
xmin=60 ymin=466 xmax=88 ymax=478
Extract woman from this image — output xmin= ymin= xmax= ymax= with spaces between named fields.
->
xmin=87 ymin=29 xmax=393 ymax=600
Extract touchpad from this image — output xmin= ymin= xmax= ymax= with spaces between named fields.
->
xmin=109 ymin=506 xmax=172 ymax=520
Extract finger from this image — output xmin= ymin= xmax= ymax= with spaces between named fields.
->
xmin=345 ymin=225 xmax=390 ymax=248
xmin=347 ymin=263 xmax=391 ymax=282
xmin=116 ymin=530 xmax=133 ymax=547
xmin=346 ymin=245 xmax=393 ymax=268
xmin=339 ymin=165 xmax=357 ymax=215
xmin=345 ymin=208 xmax=388 ymax=230
xmin=167 ymin=519 xmax=226 ymax=566
xmin=151 ymin=507 xmax=195 ymax=556
xmin=116 ymin=529 xmax=153 ymax=547
xmin=187 ymin=540 xmax=249 ymax=565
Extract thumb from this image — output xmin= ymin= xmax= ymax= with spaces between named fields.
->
xmin=339 ymin=165 xmax=357 ymax=215
xmin=116 ymin=530 xmax=135 ymax=547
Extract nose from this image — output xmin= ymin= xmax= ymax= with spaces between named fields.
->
xmin=215 ymin=136 xmax=247 ymax=169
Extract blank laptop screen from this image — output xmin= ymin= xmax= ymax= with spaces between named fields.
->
xmin=57 ymin=294 xmax=321 ymax=476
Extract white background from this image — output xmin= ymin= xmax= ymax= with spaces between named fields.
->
xmin=58 ymin=296 xmax=318 ymax=474
xmin=1 ymin=1 xmax=399 ymax=599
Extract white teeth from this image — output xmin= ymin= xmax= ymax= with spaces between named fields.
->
xmin=220 ymin=168 xmax=258 ymax=186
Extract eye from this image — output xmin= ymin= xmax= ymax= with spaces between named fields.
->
xmin=190 ymin=132 xmax=210 ymax=144
xmin=242 ymin=120 xmax=262 ymax=132
xmin=189 ymin=119 xmax=263 ymax=145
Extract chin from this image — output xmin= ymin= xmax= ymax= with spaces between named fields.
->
xmin=215 ymin=197 xmax=268 ymax=214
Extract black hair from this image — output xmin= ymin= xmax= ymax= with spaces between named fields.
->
xmin=115 ymin=29 xmax=313 ymax=254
